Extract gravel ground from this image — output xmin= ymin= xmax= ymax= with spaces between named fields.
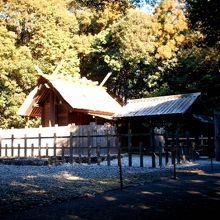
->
xmin=0 ymin=156 xmax=219 ymax=217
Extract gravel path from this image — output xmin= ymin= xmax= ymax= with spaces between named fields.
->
xmin=0 ymin=157 xmax=219 ymax=217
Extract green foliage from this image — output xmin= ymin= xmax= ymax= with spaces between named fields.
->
xmin=87 ymin=0 xmax=189 ymax=100
xmin=186 ymin=0 xmax=220 ymax=48
xmin=0 ymin=26 xmax=36 ymax=128
xmin=0 ymin=0 xmax=219 ymax=127
xmin=166 ymin=0 xmax=220 ymax=112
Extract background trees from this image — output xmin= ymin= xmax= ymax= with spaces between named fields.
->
xmin=166 ymin=0 xmax=220 ymax=111
xmin=0 ymin=0 xmax=219 ymax=128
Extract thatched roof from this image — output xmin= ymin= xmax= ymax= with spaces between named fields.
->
xmin=18 ymin=74 xmax=122 ymax=118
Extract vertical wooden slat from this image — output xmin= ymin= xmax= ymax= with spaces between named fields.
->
xmin=88 ymin=145 xmax=91 ymax=165
xmin=214 ymin=111 xmax=220 ymax=161
xmin=0 ymin=135 xmax=2 ymax=157
xmin=31 ymin=143 xmax=34 ymax=157
xmin=128 ymin=129 xmax=132 ymax=167
xmin=5 ymin=144 xmax=8 ymax=157
xmin=18 ymin=144 xmax=20 ymax=158
xmin=78 ymin=144 xmax=82 ymax=164
xmin=24 ymin=134 xmax=27 ymax=158
xmin=62 ymin=144 xmax=65 ymax=163
xmin=107 ymin=130 xmax=111 ymax=166
xmin=96 ymin=145 xmax=100 ymax=165
xmin=78 ymin=128 xmax=82 ymax=164
xmin=159 ymin=142 xmax=162 ymax=168
xmin=151 ymin=129 xmax=156 ymax=168
xmin=185 ymin=131 xmax=190 ymax=161
xmin=11 ymin=134 xmax=14 ymax=157
xmin=176 ymin=132 xmax=180 ymax=164
xmin=172 ymin=147 xmax=177 ymax=179
xmin=49 ymin=91 xmax=55 ymax=127
xmin=38 ymin=133 xmax=41 ymax=158
xmin=53 ymin=133 xmax=57 ymax=163
xmin=46 ymin=143 xmax=49 ymax=157
xmin=88 ymin=132 xmax=91 ymax=165
xmin=171 ymin=133 xmax=175 ymax=165
xmin=118 ymin=146 xmax=123 ymax=191
xmin=69 ymin=132 xmax=73 ymax=164
xmin=208 ymin=135 xmax=213 ymax=171
xmin=164 ymin=134 xmax=169 ymax=166
xmin=194 ymin=135 xmax=199 ymax=160
xmin=139 ymin=142 xmax=144 ymax=167
xmin=189 ymin=138 xmax=193 ymax=160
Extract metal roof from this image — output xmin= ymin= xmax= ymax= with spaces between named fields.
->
xmin=18 ymin=75 xmax=122 ymax=117
xmin=115 ymin=92 xmax=201 ymax=118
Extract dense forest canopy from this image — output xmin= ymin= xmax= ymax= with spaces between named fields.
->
xmin=0 ymin=0 xmax=219 ymax=128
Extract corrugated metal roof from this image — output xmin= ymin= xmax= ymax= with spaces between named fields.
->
xmin=18 ymin=75 xmax=122 ymax=117
xmin=115 ymin=92 xmax=201 ymax=118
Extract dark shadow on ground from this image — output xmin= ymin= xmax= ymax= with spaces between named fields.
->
xmin=2 ymin=164 xmax=220 ymax=220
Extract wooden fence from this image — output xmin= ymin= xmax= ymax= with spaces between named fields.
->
xmin=119 ymin=130 xmax=214 ymax=168
xmin=0 ymin=124 xmax=214 ymax=167
xmin=0 ymin=123 xmax=118 ymax=164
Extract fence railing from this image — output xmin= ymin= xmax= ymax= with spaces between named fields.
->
xmin=0 ymin=125 xmax=214 ymax=167
xmin=0 ymin=123 xmax=118 ymax=164
xmin=118 ymin=131 xmax=214 ymax=168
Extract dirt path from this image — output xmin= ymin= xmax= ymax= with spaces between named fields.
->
xmin=2 ymin=165 xmax=220 ymax=220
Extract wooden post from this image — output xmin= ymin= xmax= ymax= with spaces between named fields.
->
xmin=69 ymin=132 xmax=73 ymax=164
xmin=5 ymin=144 xmax=7 ymax=157
xmin=171 ymin=133 xmax=175 ymax=165
xmin=107 ymin=131 xmax=111 ymax=166
xmin=62 ymin=144 xmax=65 ymax=163
xmin=53 ymin=133 xmax=57 ymax=163
xmin=139 ymin=142 xmax=144 ymax=167
xmin=49 ymin=91 xmax=55 ymax=127
xmin=18 ymin=144 xmax=20 ymax=158
xmin=118 ymin=147 xmax=123 ymax=191
xmin=46 ymin=143 xmax=49 ymax=157
xmin=128 ymin=128 xmax=132 ymax=167
xmin=176 ymin=132 xmax=180 ymax=164
xmin=164 ymin=134 xmax=169 ymax=166
xmin=185 ymin=131 xmax=190 ymax=161
xmin=214 ymin=111 xmax=220 ymax=161
xmin=194 ymin=135 xmax=199 ymax=160
xmin=88 ymin=145 xmax=91 ymax=165
xmin=11 ymin=134 xmax=14 ymax=157
xmin=0 ymin=135 xmax=2 ymax=157
xmin=208 ymin=135 xmax=214 ymax=171
xmin=38 ymin=133 xmax=41 ymax=158
xmin=31 ymin=143 xmax=34 ymax=157
xmin=88 ymin=131 xmax=91 ymax=165
xmin=159 ymin=142 xmax=162 ymax=168
xmin=24 ymin=134 xmax=27 ymax=158
xmin=96 ymin=145 xmax=101 ymax=165
xmin=151 ymin=128 xmax=156 ymax=168
xmin=78 ymin=147 xmax=82 ymax=164
xmin=172 ymin=147 xmax=177 ymax=179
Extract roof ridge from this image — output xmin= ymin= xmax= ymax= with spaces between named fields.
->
xmin=39 ymin=73 xmax=105 ymax=89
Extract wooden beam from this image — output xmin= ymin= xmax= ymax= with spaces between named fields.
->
xmin=49 ymin=91 xmax=55 ymax=127
xmin=214 ymin=110 xmax=220 ymax=161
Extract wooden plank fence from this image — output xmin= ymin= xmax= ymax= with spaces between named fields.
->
xmin=119 ymin=130 xmax=214 ymax=168
xmin=0 ymin=123 xmax=118 ymax=164
xmin=0 ymin=124 xmax=214 ymax=168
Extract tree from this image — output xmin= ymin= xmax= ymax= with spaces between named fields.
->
xmin=0 ymin=26 xmax=36 ymax=128
xmin=1 ymin=0 xmax=80 ymax=75
xmin=87 ymin=0 xmax=188 ymax=101
xmin=186 ymin=0 xmax=220 ymax=48
xmin=165 ymin=0 xmax=220 ymax=112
